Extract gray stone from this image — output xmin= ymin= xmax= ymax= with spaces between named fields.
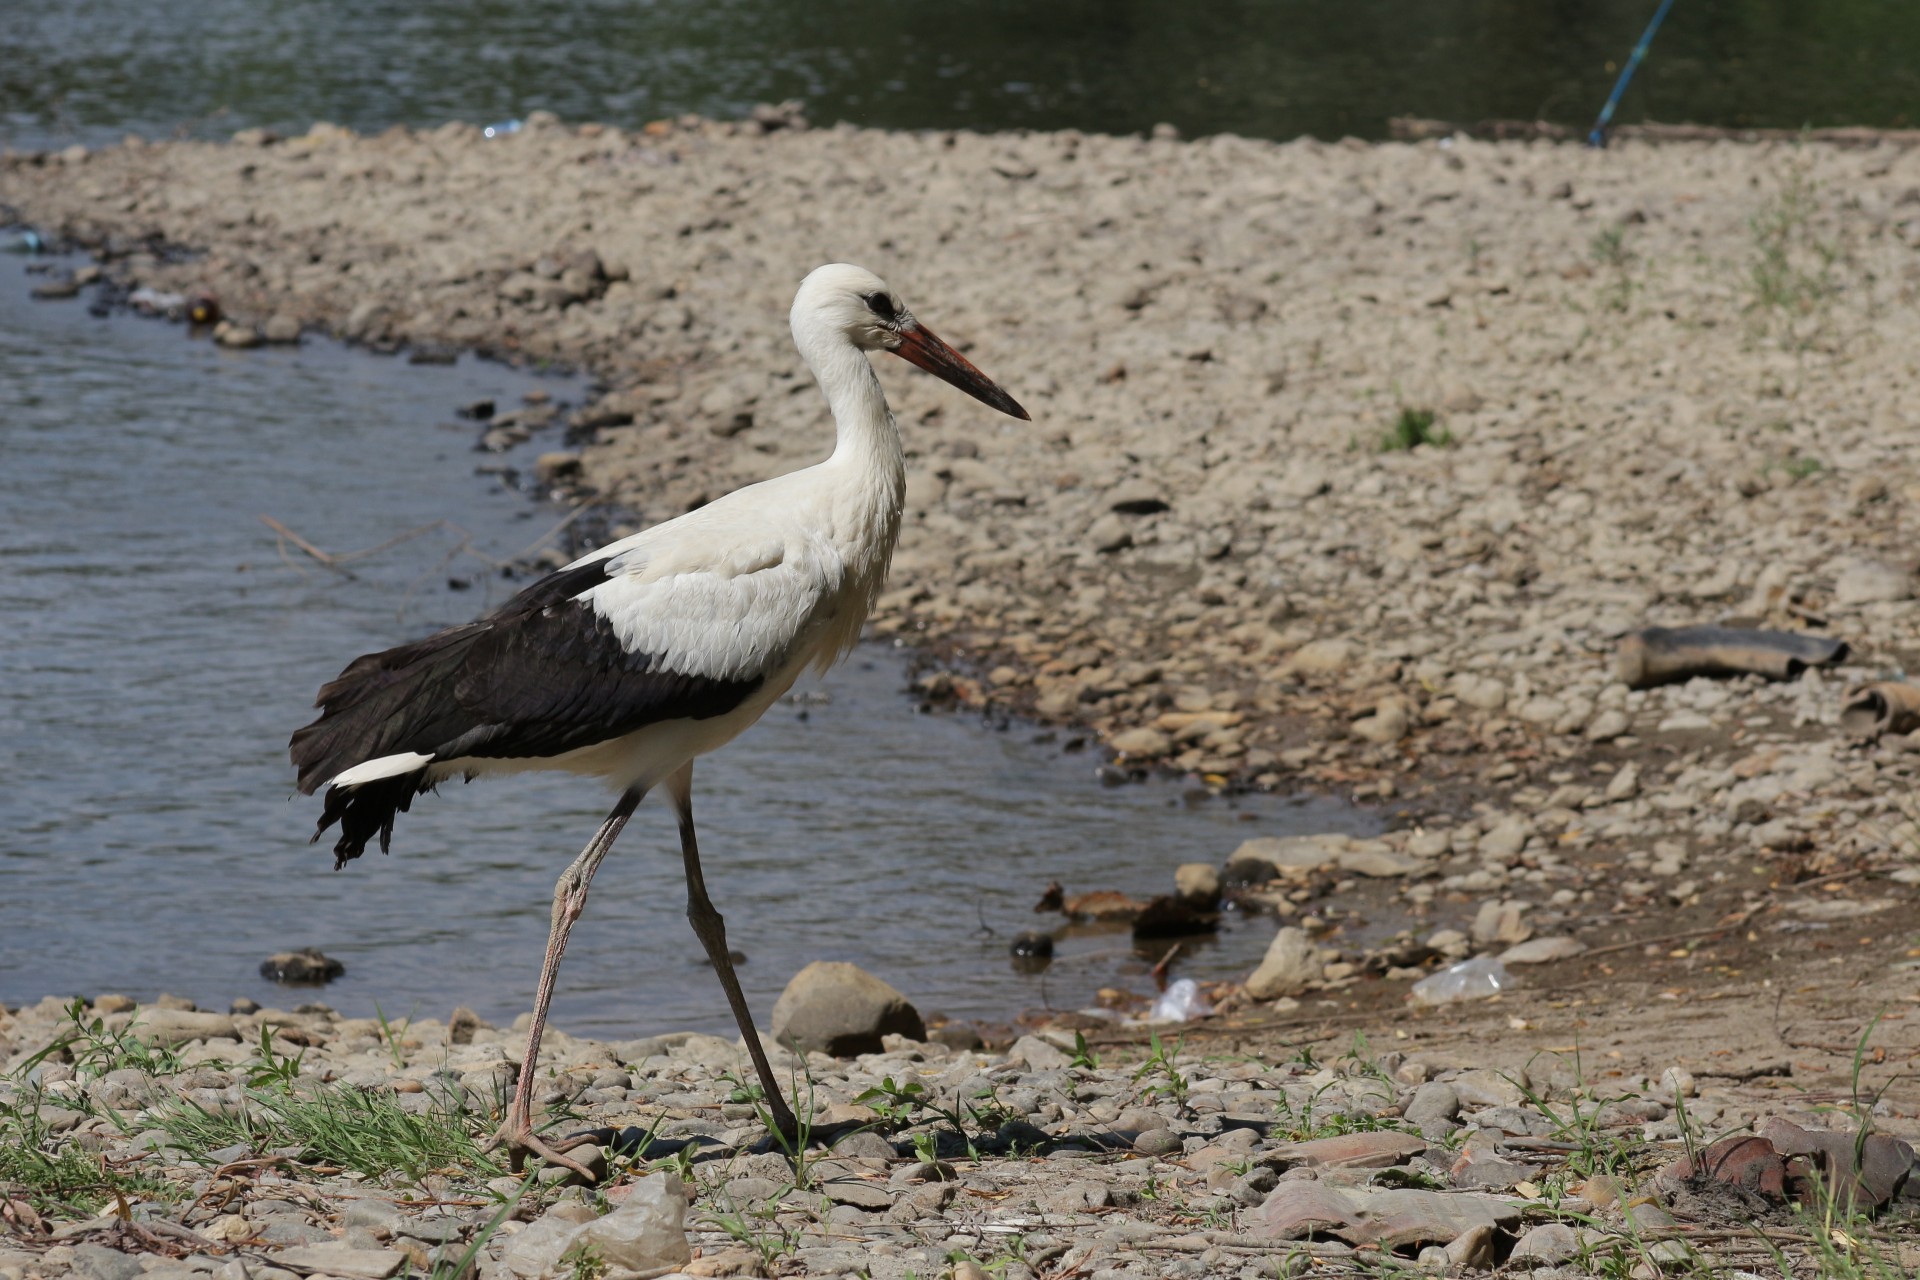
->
xmin=1133 ymin=1128 xmax=1183 ymax=1157
xmin=1335 ymin=846 xmax=1421 ymax=878
xmin=1403 ymin=1082 xmax=1460 ymax=1136
xmin=1008 ymin=1035 xmax=1070 ymax=1071
xmin=1449 ymin=1068 xmax=1529 ymax=1109
xmin=1471 ymin=900 xmax=1531 ymax=946
xmin=1174 ymin=863 xmax=1220 ymax=903
xmin=770 ymin=961 xmax=925 ymax=1056
xmin=1511 ymin=1222 xmax=1581 ymax=1264
xmin=501 ymin=1204 xmax=596 ymax=1278
xmin=123 ymin=1008 xmax=239 ymax=1045
xmin=212 ymin=321 xmax=263 ymax=348
xmin=1835 ymin=559 xmax=1912 ymax=606
xmin=70 ymin=1244 xmax=144 ymax=1280
xmin=1584 ymin=708 xmax=1630 ymax=742
xmin=577 ymin=1173 xmax=691 ymax=1272
xmin=268 ymin=1247 xmax=406 ymax=1280
xmin=1087 ymin=514 xmax=1132 ymax=553
xmin=1498 ymin=936 xmax=1587 ymax=965
xmin=1246 ymin=927 xmax=1321 ymax=999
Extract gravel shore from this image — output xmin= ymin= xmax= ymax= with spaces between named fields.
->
xmin=2 ymin=983 xmax=1915 ymax=1279
xmin=8 ymin=113 xmax=1920 ymax=1273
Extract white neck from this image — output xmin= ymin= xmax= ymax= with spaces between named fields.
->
xmin=798 ymin=327 xmax=906 ymax=495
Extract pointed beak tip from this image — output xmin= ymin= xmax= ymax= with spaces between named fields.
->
xmin=893 ymin=323 xmax=1031 ymax=423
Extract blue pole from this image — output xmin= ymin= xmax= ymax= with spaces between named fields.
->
xmin=1588 ymin=0 xmax=1678 ymax=148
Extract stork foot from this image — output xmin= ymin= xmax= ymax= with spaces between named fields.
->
xmin=485 ymin=1115 xmax=603 ymax=1181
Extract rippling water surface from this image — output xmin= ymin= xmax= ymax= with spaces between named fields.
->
xmin=5 ymin=1 xmax=1915 ymax=151
xmin=0 ymin=264 xmax=1374 ymax=1035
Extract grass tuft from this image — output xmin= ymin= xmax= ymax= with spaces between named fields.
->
xmin=1377 ymin=407 xmax=1452 ymax=453
xmin=156 ymin=1081 xmax=498 ymax=1184
xmin=0 ymin=1099 xmax=174 ymax=1217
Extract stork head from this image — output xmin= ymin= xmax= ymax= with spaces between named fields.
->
xmin=793 ymin=263 xmax=1029 ymax=420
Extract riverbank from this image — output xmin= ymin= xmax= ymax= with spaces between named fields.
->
xmin=7 ymin=115 xmax=1920 ymax=1271
xmin=8 ymin=115 xmax=1920 ymax=981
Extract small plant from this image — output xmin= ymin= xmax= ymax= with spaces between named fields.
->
xmin=1590 ymin=226 xmax=1631 ymax=270
xmin=1132 ymin=1030 xmax=1190 ymax=1109
xmin=245 ymin=1025 xmax=307 ymax=1090
xmin=1747 ymin=165 xmax=1840 ymax=345
xmin=24 ymin=999 xmax=185 ymax=1080
xmin=372 ymin=1001 xmax=417 ymax=1070
xmin=754 ymin=1072 xmax=820 ymax=1188
xmin=560 ymin=1241 xmax=608 ymax=1280
xmin=1067 ymin=1031 xmax=1100 ymax=1071
xmin=704 ymin=1191 xmax=798 ymax=1274
xmin=1376 ymin=407 xmax=1452 ymax=453
xmin=852 ymin=1075 xmax=927 ymax=1123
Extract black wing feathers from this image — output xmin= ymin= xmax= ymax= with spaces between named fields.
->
xmin=290 ymin=555 xmax=763 ymax=866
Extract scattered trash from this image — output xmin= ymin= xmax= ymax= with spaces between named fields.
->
xmin=186 ymin=292 xmax=221 ymax=326
xmin=1615 ymin=625 xmax=1848 ymax=690
xmin=128 ymin=286 xmax=188 ymax=317
xmin=1148 ymin=977 xmax=1212 ymax=1022
xmin=483 ymin=119 xmax=523 ymax=139
xmin=1409 ymin=955 xmax=1513 ymax=1006
xmin=1657 ymin=1117 xmax=1915 ymax=1214
xmin=1840 ymin=681 xmax=1920 ymax=741
xmin=1 ymin=228 xmax=44 ymax=254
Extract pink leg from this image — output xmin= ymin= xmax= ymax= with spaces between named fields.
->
xmin=487 ymin=787 xmax=642 ymax=1174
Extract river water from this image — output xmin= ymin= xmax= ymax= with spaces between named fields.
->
xmin=5 ymin=1 xmax=1915 ymax=152
xmin=0 ymin=262 xmax=1372 ymax=1036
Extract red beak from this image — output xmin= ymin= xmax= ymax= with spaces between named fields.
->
xmin=890 ymin=322 xmax=1030 ymax=421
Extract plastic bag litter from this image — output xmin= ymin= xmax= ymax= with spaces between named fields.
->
xmin=1149 ymin=978 xmax=1212 ymax=1022
xmin=1409 ymin=955 xmax=1514 ymax=1006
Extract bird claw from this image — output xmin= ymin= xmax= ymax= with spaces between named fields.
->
xmin=486 ymin=1118 xmax=602 ymax=1181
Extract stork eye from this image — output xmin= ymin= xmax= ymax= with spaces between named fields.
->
xmin=863 ymin=292 xmax=897 ymax=321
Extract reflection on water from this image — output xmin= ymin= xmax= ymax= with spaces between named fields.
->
xmin=4 ymin=1 xmax=1914 ymax=152
xmin=0 ymin=264 xmax=1375 ymax=1036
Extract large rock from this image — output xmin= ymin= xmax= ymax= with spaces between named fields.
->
xmin=501 ymin=1175 xmax=690 ymax=1278
xmin=1245 ymin=927 xmax=1321 ymax=1000
xmin=771 ymin=961 xmax=925 ymax=1057
xmin=123 ymin=1009 xmax=239 ymax=1046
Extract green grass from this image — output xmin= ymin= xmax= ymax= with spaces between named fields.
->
xmin=156 ymin=1081 xmax=499 ymax=1184
xmin=1376 ymin=407 xmax=1452 ymax=453
xmin=0 ymin=1098 xmax=175 ymax=1217
xmin=1746 ymin=165 xmax=1840 ymax=345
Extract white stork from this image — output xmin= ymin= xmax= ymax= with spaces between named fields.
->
xmin=290 ymin=264 xmax=1028 ymax=1172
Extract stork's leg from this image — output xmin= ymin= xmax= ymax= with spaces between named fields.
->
xmin=487 ymin=787 xmax=643 ymax=1176
xmin=665 ymin=762 xmax=799 ymax=1139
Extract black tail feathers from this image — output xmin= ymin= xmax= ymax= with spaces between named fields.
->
xmin=313 ymin=771 xmax=434 ymax=870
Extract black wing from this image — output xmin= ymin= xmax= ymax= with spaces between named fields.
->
xmin=289 ymin=557 xmax=761 ymax=866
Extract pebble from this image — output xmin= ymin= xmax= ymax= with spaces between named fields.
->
xmin=1245 ymin=926 xmax=1322 ymax=999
